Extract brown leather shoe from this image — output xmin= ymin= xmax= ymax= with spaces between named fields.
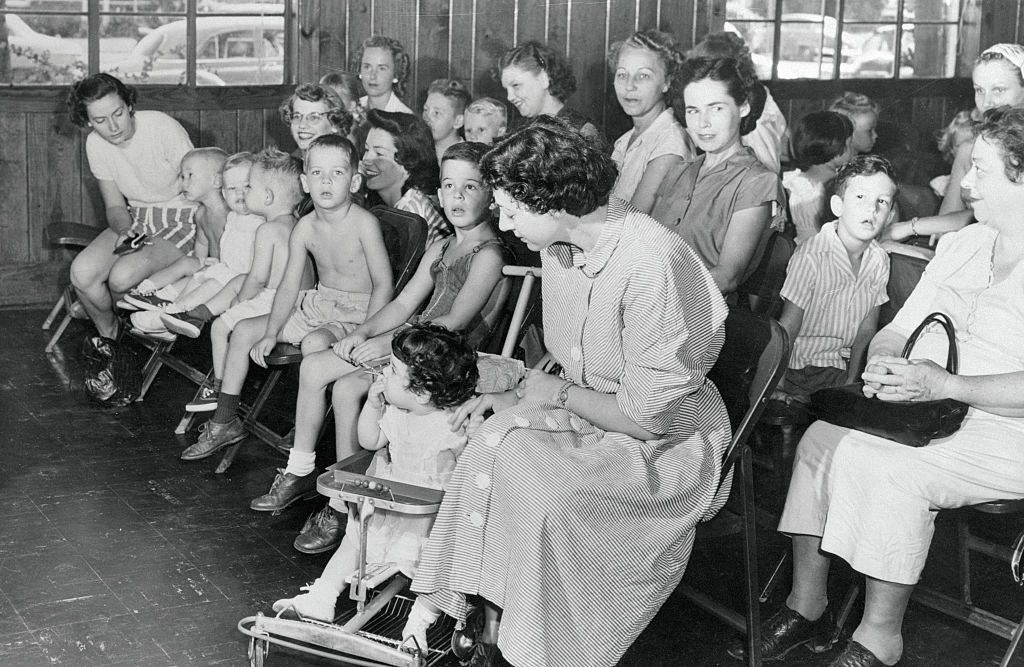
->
xmin=180 ymin=418 xmax=246 ymax=461
xmin=726 ymin=606 xmax=834 ymax=662
xmin=250 ymin=468 xmax=318 ymax=512
xmin=828 ymin=640 xmax=900 ymax=667
xmin=293 ymin=505 xmax=344 ymax=554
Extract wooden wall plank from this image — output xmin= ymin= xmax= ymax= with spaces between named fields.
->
xmin=637 ymin=0 xmax=658 ymax=31
xmin=26 ymin=115 xmax=81 ymax=262
xmin=547 ymin=0 xmax=569 ymax=50
xmin=515 ymin=0 xmax=547 ymax=44
xmin=473 ymin=0 xmax=516 ymax=112
xmin=567 ymin=0 xmax=607 ymax=131
xmin=317 ymin=0 xmax=349 ymax=79
xmin=0 ymin=113 xmax=29 ymax=264
xmin=449 ymin=0 xmax=477 ymax=90
xmin=416 ymin=0 xmax=452 ymax=107
xmin=347 ymin=0 xmax=374 ymax=72
xmin=658 ymin=0 xmax=695 ymax=51
xmin=264 ymin=109 xmax=298 ymax=152
xmin=199 ymin=109 xmax=239 ymax=152
xmin=373 ymin=0 xmax=419 ymax=109
xmin=237 ymin=109 xmax=268 ymax=152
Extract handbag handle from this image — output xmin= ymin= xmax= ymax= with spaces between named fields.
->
xmin=900 ymin=312 xmax=959 ymax=375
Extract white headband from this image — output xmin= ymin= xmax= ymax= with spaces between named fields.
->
xmin=982 ymin=43 xmax=1024 ymax=78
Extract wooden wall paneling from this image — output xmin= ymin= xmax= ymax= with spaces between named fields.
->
xmin=980 ymin=0 xmax=1019 ymax=51
xmin=448 ymin=0 xmax=476 ymax=89
xmin=568 ymin=0 xmax=610 ymax=131
xmin=604 ymin=0 xmax=639 ymax=143
xmin=199 ymin=109 xmax=239 ymax=152
xmin=80 ymin=147 xmax=104 ymax=231
xmin=316 ymin=0 xmax=349 ymax=80
xmin=26 ymin=114 xmax=81 ymax=262
xmin=547 ymin=0 xmax=570 ymax=49
xmin=0 ymin=113 xmax=28 ymax=264
xmin=515 ymin=0 xmax=547 ymax=45
xmin=657 ymin=0 xmax=696 ymax=51
xmin=373 ymin=0 xmax=420 ymax=109
xmin=165 ymin=110 xmax=202 ymax=146
xmin=237 ymin=109 xmax=267 ymax=152
xmin=347 ymin=0 xmax=373 ymax=71
xmin=298 ymin=0 xmax=320 ymax=83
xmin=636 ymin=0 xmax=658 ymax=32
xmin=263 ymin=108 xmax=297 ymax=151
xmin=416 ymin=0 xmax=453 ymax=107
xmin=473 ymin=0 xmax=516 ymax=119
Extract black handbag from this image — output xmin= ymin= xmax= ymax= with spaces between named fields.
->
xmin=810 ymin=312 xmax=969 ymax=447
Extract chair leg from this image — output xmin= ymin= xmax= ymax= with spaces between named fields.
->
xmin=42 ymin=295 xmax=67 ymax=331
xmin=136 ymin=340 xmax=173 ymax=401
xmin=999 ymin=610 xmax=1024 ymax=667
xmin=215 ymin=440 xmax=245 ymax=474
xmin=45 ymin=314 xmax=74 ymax=353
xmin=740 ymin=446 xmax=763 ymax=667
xmin=175 ymin=373 xmax=212 ymax=435
xmin=958 ymin=510 xmax=973 ymax=606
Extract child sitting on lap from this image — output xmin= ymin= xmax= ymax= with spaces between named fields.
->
xmin=462 ymin=97 xmax=507 ymax=145
xmin=271 ymin=324 xmax=477 ymax=639
xmin=783 ymin=111 xmax=854 ymax=244
xmin=181 ymin=135 xmax=392 ymax=460
xmin=776 ymin=155 xmax=895 ymax=404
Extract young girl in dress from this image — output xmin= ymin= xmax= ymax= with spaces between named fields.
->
xmin=271 ymin=323 xmax=478 ymax=631
xmin=783 ymin=110 xmax=854 ymax=243
xmin=248 ymin=142 xmax=510 ymax=558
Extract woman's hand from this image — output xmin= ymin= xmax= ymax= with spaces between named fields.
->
xmin=449 ymin=391 xmax=518 ymax=439
xmin=249 ymin=335 xmax=278 ymax=368
xmin=861 ymin=355 xmax=952 ymax=402
xmin=348 ymin=335 xmax=393 ymax=366
xmin=333 ymin=333 xmax=367 ymax=360
xmin=517 ymin=369 xmax=565 ymax=403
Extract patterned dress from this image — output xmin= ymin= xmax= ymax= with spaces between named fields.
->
xmin=411 ymin=198 xmax=731 ymax=667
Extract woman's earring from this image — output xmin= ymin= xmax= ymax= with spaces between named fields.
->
xmin=392 ymin=78 xmax=398 ymax=83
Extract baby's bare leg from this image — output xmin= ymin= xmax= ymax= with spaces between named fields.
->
xmin=137 ymin=254 xmax=202 ymax=292
xmin=172 ymin=278 xmax=226 ymax=312
xmin=202 ymin=275 xmax=245 ymax=316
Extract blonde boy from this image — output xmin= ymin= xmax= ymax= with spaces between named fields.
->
xmin=181 ymin=136 xmax=393 ymax=460
xmin=462 ymin=97 xmax=508 ymax=145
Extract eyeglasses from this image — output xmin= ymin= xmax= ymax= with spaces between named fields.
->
xmin=287 ymin=110 xmax=336 ymax=125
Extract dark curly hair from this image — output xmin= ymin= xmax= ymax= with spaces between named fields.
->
xmin=366 ymin=109 xmax=440 ymax=194
xmin=392 ymin=323 xmax=478 ymax=409
xmin=687 ymin=31 xmax=760 ymax=80
xmin=499 ymin=40 xmax=577 ymax=103
xmin=975 ymin=105 xmax=1024 ymax=183
xmin=480 ymin=115 xmax=617 ymax=216
xmin=67 ymin=73 xmax=137 ymax=128
xmin=441 ymin=140 xmax=490 ymax=167
xmin=279 ymin=83 xmax=353 ymax=138
xmin=306 ymin=133 xmax=358 ymax=170
xmin=791 ymin=111 xmax=853 ymax=168
xmin=834 ymin=154 xmax=899 ymax=198
xmin=672 ymin=57 xmax=764 ymax=137
xmin=607 ymin=30 xmax=684 ymax=83
xmin=354 ymin=35 xmax=412 ymax=98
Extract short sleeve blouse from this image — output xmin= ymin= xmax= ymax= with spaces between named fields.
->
xmin=610 ymin=108 xmax=693 ymax=203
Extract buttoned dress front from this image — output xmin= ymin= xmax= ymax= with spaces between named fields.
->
xmin=411 ymin=198 xmax=731 ymax=667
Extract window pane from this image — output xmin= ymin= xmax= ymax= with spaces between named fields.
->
xmin=725 ymin=21 xmax=775 ymax=79
xmin=726 ymin=0 xmax=774 ymax=21
xmin=777 ymin=18 xmax=836 ymax=79
xmin=842 ymin=23 xmax=896 ymax=78
xmin=3 ymin=12 xmax=86 ymax=84
xmin=100 ymin=15 xmax=185 ymax=84
xmin=196 ymin=15 xmax=283 ymax=85
xmin=904 ymin=23 xmax=957 ymax=78
xmin=781 ymin=0 xmax=832 ymax=15
xmin=199 ymin=0 xmax=283 ymax=15
xmin=904 ymin=0 xmax=960 ymax=22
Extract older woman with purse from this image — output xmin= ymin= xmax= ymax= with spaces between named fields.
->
xmin=402 ymin=117 xmax=730 ymax=667
xmin=730 ymin=106 xmax=1024 ymax=667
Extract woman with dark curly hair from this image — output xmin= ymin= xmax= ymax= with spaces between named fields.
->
xmin=67 ymin=73 xmax=197 ymax=343
xmin=270 ymin=323 xmax=479 ymax=625
xmin=402 ymin=117 xmax=731 ymax=667
xmin=650 ymin=57 xmax=787 ymax=294
xmin=499 ymin=40 xmax=605 ymax=144
xmin=360 ymin=109 xmax=449 ymax=244
xmin=608 ymin=29 xmax=694 ymax=213
xmin=354 ymin=35 xmax=413 ymax=114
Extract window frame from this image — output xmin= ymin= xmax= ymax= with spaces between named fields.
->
xmin=2 ymin=0 xmax=296 ymax=88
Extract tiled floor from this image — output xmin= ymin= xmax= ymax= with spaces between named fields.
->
xmin=2 ymin=306 xmax=1020 ymax=666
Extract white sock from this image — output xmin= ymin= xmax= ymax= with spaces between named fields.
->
xmin=402 ymin=598 xmax=441 ymax=653
xmin=135 ymin=279 xmax=157 ymax=295
xmin=285 ymin=449 xmax=316 ymax=477
xmin=163 ymin=302 xmax=184 ymax=314
xmin=154 ymin=284 xmax=179 ymax=301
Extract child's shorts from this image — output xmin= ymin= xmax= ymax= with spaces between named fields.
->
xmin=193 ymin=261 xmax=243 ymax=288
xmin=778 ymin=365 xmax=848 ymax=402
xmin=280 ymin=285 xmax=371 ymax=345
xmin=128 ymin=205 xmax=198 ymax=251
xmin=218 ymin=288 xmax=277 ymax=332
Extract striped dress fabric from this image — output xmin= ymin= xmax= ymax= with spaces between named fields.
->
xmin=411 ymin=198 xmax=731 ymax=667
xmin=396 ymin=187 xmax=452 ymax=247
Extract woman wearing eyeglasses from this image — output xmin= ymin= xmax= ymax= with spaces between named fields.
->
xmin=499 ymin=40 xmax=606 ymax=147
xmin=278 ymin=83 xmax=354 ymax=158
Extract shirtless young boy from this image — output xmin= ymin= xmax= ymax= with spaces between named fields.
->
xmin=181 ymin=135 xmax=393 ymax=460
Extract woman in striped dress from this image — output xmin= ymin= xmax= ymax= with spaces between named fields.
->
xmin=403 ymin=117 xmax=732 ymax=667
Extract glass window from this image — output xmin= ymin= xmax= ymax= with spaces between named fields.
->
xmin=724 ymin=0 xmax=975 ymax=80
xmin=2 ymin=0 xmax=289 ymax=86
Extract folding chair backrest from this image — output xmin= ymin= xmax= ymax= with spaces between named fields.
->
xmin=372 ymin=205 xmax=428 ymax=293
xmin=488 ymin=265 xmax=542 ymax=357
xmin=708 ymin=308 xmax=790 ymax=474
xmin=879 ymin=251 xmax=929 ymax=329
xmin=736 ymin=231 xmax=795 ymax=319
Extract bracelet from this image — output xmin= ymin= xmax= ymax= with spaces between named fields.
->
xmin=911 ymin=217 xmax=919 ymax=236
xmin=555 ymin=380 xmax=574 ymax=407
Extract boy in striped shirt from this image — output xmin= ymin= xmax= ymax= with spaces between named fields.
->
xmin=775 ymin=155 xmax=895 ymax=403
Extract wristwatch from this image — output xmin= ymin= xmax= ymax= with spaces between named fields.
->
xmin=555 ymin=381 xmax=573 ymax=407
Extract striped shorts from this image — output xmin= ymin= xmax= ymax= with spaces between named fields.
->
xmin=129 ymin=205 xmax=197 ymax=251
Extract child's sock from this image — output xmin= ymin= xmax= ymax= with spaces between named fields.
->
xmin=402 ymin=598 xmax=442 ymax=653
xmin=271 ymin=578 xmax=340 ymax=622
xmin=189 ymin=305 xmax=214 ymax=322
xmin=135 ymin=278 xmax=157 ymax=295
xmin=211 ymin=392 xmax=240 ymax=424
xmin=154 ymin=284 xmax=179 ymax=301
xmin=284 ymin=449 xmax=316 ymax=477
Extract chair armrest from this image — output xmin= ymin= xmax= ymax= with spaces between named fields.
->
xmin=266 ymin=343 xmax=303 ymax=365
xmin=45 ymin=222 xmax=102 ymax=248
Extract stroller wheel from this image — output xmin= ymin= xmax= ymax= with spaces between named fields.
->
xmin=248 ymin=636 xmax=269 ymax=666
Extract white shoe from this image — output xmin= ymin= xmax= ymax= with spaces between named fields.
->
xmin=130 ymin=327 xmax=176 ymax=343
xmin=271 ymin=582 xmax=338 ymax=622
xmin=401 ymin=598 xmax=440 ymax=654
xmin=154 ymin=284 xmax=180 ymax=301
xmin=130 ymin=310 xmax=169 ymax=333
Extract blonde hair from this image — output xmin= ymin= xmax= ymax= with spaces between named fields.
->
xmin=465 ymin=97 xmax=508 ymax=126
xmin=829 ymin=91 xmax=880 ymax=117
xmin=936 ymin=110 xmax=976 ymax=163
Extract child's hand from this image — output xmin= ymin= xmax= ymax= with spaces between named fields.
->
xmin=349 ymin=335 xmax=392 ymax=366
xmin=249 ymin=335 xmax=278 ymax=368
xmin=333 ymin=333 xmax=366 ymax=361
xmin=366 ymin=377 xmax=387 ymax=409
